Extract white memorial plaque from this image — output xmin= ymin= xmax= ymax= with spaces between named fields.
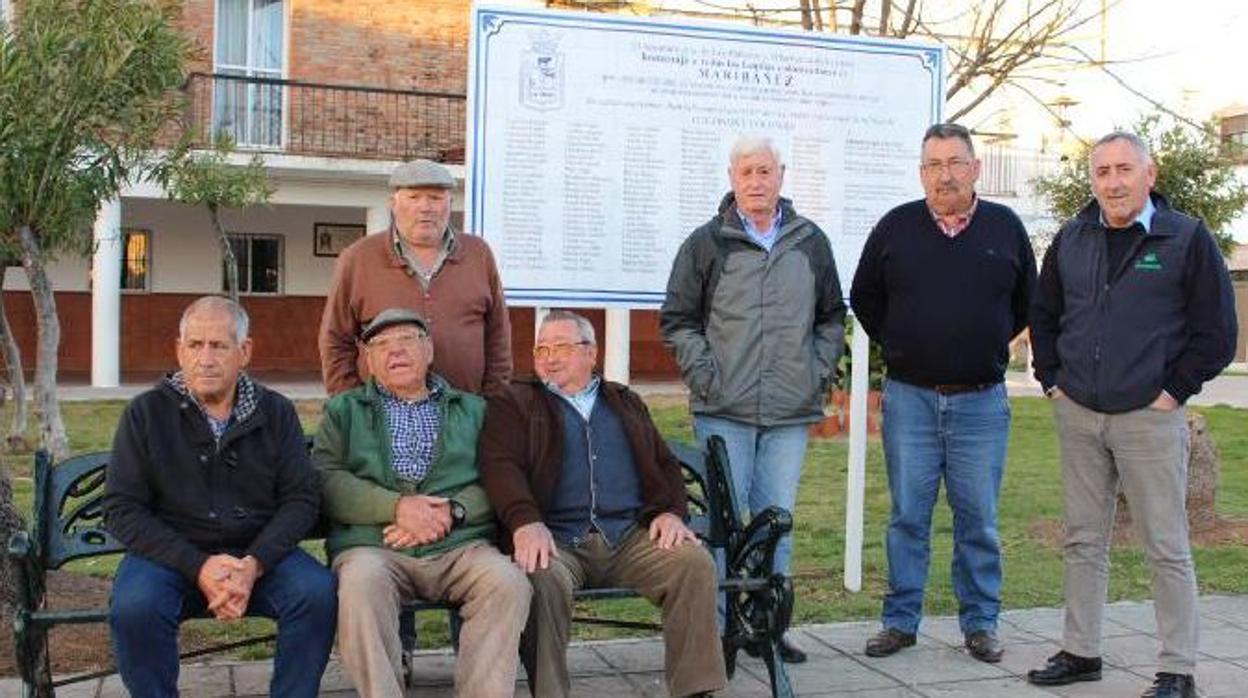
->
xmin=468 ymin=4 xmax=943 ymax=307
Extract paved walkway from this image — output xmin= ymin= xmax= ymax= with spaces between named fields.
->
xmin=12 ymin=595 xmax=1247 ymax=697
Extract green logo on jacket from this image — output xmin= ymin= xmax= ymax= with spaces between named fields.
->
xmin=1135 ymin=251 xmax=1163 ymax=271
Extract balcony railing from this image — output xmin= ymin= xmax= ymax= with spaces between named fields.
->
xmin=183 ymin=72 xmax=467 ymax=163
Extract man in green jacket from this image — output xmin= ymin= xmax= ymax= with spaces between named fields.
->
xmin=314 ymin=307 xmax=531 ymax=698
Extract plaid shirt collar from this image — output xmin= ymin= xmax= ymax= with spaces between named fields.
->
xmin=928 ymin=194 xmax=979 ymax=238
xmin=164 ymin=371 xmax=257 ymax=440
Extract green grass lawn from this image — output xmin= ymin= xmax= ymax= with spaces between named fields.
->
xmin=2 ymin=395 xmax=1245 ymax=652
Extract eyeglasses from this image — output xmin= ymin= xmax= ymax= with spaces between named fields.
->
xmin=533 ymin=341 xmax=591 ymax=361
xmin=921 ymin=159 xmax=973 ymax=176
xmin=364 ymin=331 xmax=427 ymax=353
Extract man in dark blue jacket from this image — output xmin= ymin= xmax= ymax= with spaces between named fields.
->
xmin=104 ymin=296 xmax=336 ymax=698
xmin=1027 ymin=132 xmax=1237 ymax=698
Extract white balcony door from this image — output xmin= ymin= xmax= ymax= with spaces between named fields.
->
xmin=214 ymin=0 xmax=285 ymax=148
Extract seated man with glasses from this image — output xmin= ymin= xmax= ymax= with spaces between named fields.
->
xmin=314 ymin=307 xmax=531 ymax=698
xmin=479 ymin=310 xmax=727 ymax=698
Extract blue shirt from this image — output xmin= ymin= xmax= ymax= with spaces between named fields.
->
xmin=546 ymin=375 xmax=601 ymax=421
xmin=1100 ymin=196 xmax=1155 ymax=232
xmin=737 ymin=207 xmax=782 ymax=252
xmin=379 ymin=383 xmax=442 ymax=482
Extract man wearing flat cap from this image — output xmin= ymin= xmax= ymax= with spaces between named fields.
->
xmin=319 ymin=159 xmax=512 ymax=397
xmin=314 ymin=307 xmax=530 ymax=698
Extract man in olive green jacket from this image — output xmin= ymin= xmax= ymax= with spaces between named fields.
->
xmin=314 ymin=308 xmax=530 ymax=698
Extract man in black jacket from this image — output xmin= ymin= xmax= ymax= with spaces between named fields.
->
xmin=104 ymin=296 xmax=336 ymax=698
xmin=1026 ymin=132 xmax=1237 ymax=698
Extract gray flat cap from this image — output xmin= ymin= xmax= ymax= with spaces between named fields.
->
xmin=389 ymin=159 xmax=455 ymax=189
xmin=361 ymin=308 xmax=430 ymax=343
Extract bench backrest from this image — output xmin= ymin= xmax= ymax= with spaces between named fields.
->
xmin=27 ymin=436 xmax=735 ymax=570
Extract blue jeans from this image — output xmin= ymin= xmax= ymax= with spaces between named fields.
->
xmin=109 ymin=549 xmax=337 ymax=698
xmin=880 ymin=379 xmax=1010 ymax=635
xmin=693 ymin=415 xmax=809 ymax=575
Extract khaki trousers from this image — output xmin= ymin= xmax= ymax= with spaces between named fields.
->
xmin=524 ymin=529 xmax=727 ymax=698
xmin=1054 ymin=397 xmax=1198 ymax=673
xmin=333 ymin=542 xmax=531 ymax=698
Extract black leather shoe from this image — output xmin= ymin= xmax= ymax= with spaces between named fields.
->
xmin=744 ymin=634 xmax=808 ymax=663
xmin=864 ymin=628 xmax=917 ymax=657
xmin=964 ymin=630 xmax=1003 ymax=663
xmin=1141 ymin=672 xmax=1197 ymax=698
xmin=1026 ymin=650 xmax=1103 ymax=686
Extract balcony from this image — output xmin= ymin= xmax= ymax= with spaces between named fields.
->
xmin=183 ymin=72 xmax=467 ymax=163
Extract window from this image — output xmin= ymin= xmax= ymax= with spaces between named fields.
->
xmin=224 ymin=233 xmax=283 ymax=295
xmin=121 ymin=229 xmax=151 ymax=291
xmin=214 ymin=0 xmax=285 ymax=148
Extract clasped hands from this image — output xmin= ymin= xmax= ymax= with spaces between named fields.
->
xmin=382 ymin=494 xmax=453 ymax=550
xmin=196 ymin=554 xmax=262 ymax=621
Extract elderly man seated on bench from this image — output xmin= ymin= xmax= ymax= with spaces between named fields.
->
xmin=480 ymin=310 xmax=728 ymax=698
xmin=313 ymin=307 xmax=531 ymax=698
xmin=104 ymin=295 xmax=336 ymax=698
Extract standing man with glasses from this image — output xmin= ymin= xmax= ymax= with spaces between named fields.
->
xmin=1026 ymin=132 xmax=1236 ymax=698
xmin=851 ymin=123 xmax=1036 ymax=663
xmin=661 ymin=135 xmax=846 ymax=662
xmin=319 ymin=159 xmax=511 ymax=396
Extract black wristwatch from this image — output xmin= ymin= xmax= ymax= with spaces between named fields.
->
xmin=449 ymin=500 xmax=467 ymax=528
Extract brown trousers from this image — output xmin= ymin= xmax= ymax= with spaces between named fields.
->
xmin=524 ymin=528 xmax=727 ymax=698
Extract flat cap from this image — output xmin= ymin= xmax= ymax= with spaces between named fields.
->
xmin=360 ymin=308 xmax=430 ymax=343
xmin=388 ymin=159 xmax=455 ymax=189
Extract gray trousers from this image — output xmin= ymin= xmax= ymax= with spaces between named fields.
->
xmin=333 ymin=542 xmax=531 ymax=698
xmin=524 ymin=529 xmax=727 ymax=698
xmin=1054 ymin=397 xmax=1198 ymax=673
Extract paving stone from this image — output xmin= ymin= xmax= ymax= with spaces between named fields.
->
xmin=593 ymin=639 xmax=666 ymax=674
xmin=97 ymin=675 xmax=126 ymax=698
xmin=566 ymin=644 xmax=618 ymax=675
xmin=403 ymin=649 xmax=457 ymax=687
xmin=992 ymin=639 xmax=1063 ymax=679
xmin=38 ymin=678 xmax=99 ymax=698
xmin=787 ymin=655 xmax=900 ymax=694
xmin=1101 ymin=633 xmax=1166 ymax=667
xmin=177 ymin=663 xmax=234 ymax=697
xmin=1044 ymin=668 xmax=1149 ymax=698
xmin=861 ymin=646 xmax=1011 ymax=685
xmin=1103 ymin=601 xmax=1162 ymax=633
xmin=916 ymin=676 xmax=1056 ymax=697
xmin=1197 ymin=624 xmax=1248 ymax=660
xmin=568 ymin=674 xmax=649 ymax=697
xmin=232 ymin=662 xmax=272 ymax=695
xmin=1199 ymin=595 xmax=1248 ymax=625
xmin=1000 ymin=607 xmax=1066 ymax=641
xmin=918 ymin=616 xmax=1047 ymax=648
xmin=317 ymin=660 xmax=357 ymax=693
xmin=802 ymin=620 xmax=880 ymax=653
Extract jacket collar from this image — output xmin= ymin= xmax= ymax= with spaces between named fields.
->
xmin=357 ymin=372 xmax=455 ymax=405
xmin=386 ymin=225 xmax=462 ymax=269
xmin=162 ymin=371 xmax=259 ymax=425
xmin=1076 ymin=191 xmax=1178 ymax=237
xmin=715 ymin=192 xmax=807 ymax=245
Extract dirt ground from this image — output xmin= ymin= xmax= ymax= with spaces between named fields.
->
xmin=1028 ymin=515 xmax=1248 ymax=547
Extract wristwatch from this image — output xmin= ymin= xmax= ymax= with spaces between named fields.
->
xmin=449 ymin=500 xmax=467 ymax=528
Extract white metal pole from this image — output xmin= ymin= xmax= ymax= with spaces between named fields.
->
xmin=91 ymin=198 xmax=122 ymax=388
xmin=603 ymin=308 xmax=630 ymax=384
xmin=843 ymin=322 xmax=870 ymax=592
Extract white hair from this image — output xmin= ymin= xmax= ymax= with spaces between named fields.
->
xmin=728 ymin=135 xmax=784 ymax=169
xmin=179 ymin=296 xmax=250 ymax=343
xmin=1089 ymin=131 xmax=1153 ymax=169
xmin=541 ymin=310 xmax=596 ymax=345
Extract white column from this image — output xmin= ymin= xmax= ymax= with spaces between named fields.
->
xmin=603 ymin=308 xmax=630 ymax=384
xmin=843 ymin=323 xmax=870 ymax=592
xmin=366 ymin=203 xmax=390 ymax=234
xmin=91 ymin=197 xmax=122 ymax=388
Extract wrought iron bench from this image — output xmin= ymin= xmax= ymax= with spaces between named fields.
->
xmin=8 ymin=436 xmax=795 ymax=697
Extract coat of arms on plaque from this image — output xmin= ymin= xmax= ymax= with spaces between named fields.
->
xmin=520 ymin=31 xmax=564 ymax=111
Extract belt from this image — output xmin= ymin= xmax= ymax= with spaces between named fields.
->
xmin=928 ymin=383 xmax=995 ymax=395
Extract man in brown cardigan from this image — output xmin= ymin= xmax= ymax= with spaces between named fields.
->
xmin=318 ymin=159 xmax=511 ymax=396
xmin=479 ymin=310 xmax=726 ymax=698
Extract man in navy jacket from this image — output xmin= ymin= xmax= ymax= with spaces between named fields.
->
xmin=104 ymin=296 xmax=336 ymax=698
xmin=1027 ymin=132 xmax=1237 ymax=698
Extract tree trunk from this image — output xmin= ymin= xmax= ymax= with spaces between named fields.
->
xmin=0 ymin=454 xmax=26 ymax=618
xmin=0 ymin=266 xmax=30 ymax=450
xmin=17 ymin=225 xmax=69 ymax=460
xmin=211 ymin=203 xmax=240 ymax=303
